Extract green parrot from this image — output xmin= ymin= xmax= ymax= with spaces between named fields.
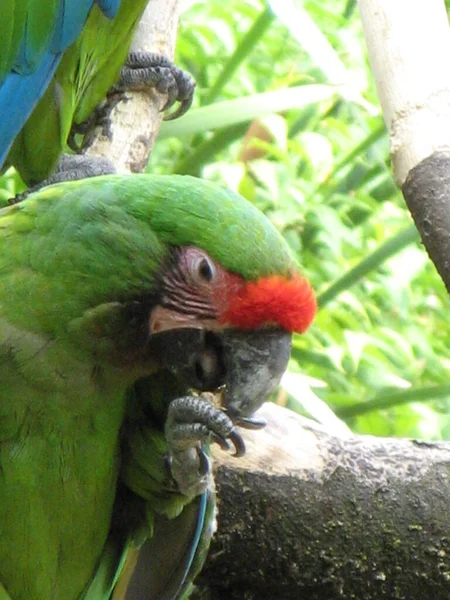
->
xmin=0 ymin=1 xmax=194 ymax=185
xmin=0 ymin=174 xmax=316 ymax=599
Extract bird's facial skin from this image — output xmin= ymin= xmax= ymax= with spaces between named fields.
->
xmin=149 ymin=246 xmax=242 ymax=335
xmin=149 ymin=245 xmax=317 ymax=335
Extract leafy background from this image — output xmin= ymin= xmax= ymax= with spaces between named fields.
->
xmin=167 ymin=0 xmax=450 ymax=440
xmin=2 ymin=0 xmax=449 ymax=440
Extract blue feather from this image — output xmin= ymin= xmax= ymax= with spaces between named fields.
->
xmin=0 ymin=52 xmax=60 ymax=168
xmin=51 ymin=0 xmax=122 ymax=52
xmin=175 ymin=490 xmax=208 ymax=597
xmin=0 ymin=0 xmax=123 ymax=169
xmin=119 ymin=489 xmax=214 ymax=600
xmin=50 ymin=0 xmax=97 ymax=52
xmin=96 ymin=0 xmax=123 ymax=19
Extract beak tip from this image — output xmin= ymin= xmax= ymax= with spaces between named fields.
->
xmin=222 ymin=328 xmax=292 ymax=418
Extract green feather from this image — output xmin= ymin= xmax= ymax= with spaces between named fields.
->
xmin=0 ymin=1 xmax=60 ymax=79
xmin=0 ymin=174 xmax=297 ymax=599
xmin=0 ymin=174 xmax=296 ymax=340
xmin=0 ymin=2 xmax=26 ymax=79
xmin=6 ymin=0 xmax=148 ymax=184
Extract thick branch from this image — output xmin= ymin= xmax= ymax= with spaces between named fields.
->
xmin=357 ymin=0 xmax=450 ymax=291
xmin=402 ymin=150 xmax=450 ymax=291
xmin=86 ymin=0 xmax=181 ymax=172
xmin=191 ymin=403 xmax=450 ymax=600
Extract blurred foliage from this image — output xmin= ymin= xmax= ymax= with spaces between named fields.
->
xmin=1 ymin=0 xmax=448 ymax=440
xmin=166 ymin=0 xmax=450 ymax=440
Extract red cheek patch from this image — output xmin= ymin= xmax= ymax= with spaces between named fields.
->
xmin=221 ymin=274 xmax=317 ymax=333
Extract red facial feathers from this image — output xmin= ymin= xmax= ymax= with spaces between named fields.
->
xmin=163 ymin=247 xmax=317 ymax=335
xmin=220 ymin=273 xmax=317 ymax=334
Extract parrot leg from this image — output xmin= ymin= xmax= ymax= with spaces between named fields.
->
xmin=10 ymin=155 xmax=116 ymax=203
xmin=41 ymin=154 xmax=116 ymax=183
xmin=165 ymin=396 xmax=245 ymax=497
xmin=68 ymin=52 xmax=195 ymax=152
xmin=67 ymin=91 xmax=127 ymax=152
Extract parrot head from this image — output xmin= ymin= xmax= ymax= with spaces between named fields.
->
xmin=135 ymin=188 xmax=316 ymax=426
xmin=3 ymin=174 xmax=316 ymax=427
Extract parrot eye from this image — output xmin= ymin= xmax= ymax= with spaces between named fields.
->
xmin=190 ymin=253 xmax=216 ymax=284
xmin=182 ymin=247 xmax=217 ymax=287
xmin=198 ymin=258 xmax=214 ymax=282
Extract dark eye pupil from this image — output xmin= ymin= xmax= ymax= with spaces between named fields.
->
xmin=199 ymin=258 xmax=213 ymax=282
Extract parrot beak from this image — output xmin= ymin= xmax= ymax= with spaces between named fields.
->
xmin=147 ymin=326 xmax=291 ymax=422
xmin=219 ymin=328 xmax=292 ymax=422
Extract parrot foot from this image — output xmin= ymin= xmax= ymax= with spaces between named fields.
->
xmin=11 ymin=155 xmax=116 ymax=203
xmin=166 ymin=396 xmax=245 ymax=497
xmin=67 ymin=92 xmax=127 ymax=152
xmin=67 ymin=53 xmax=194 ymax=152
xmin=116 ymin=51 xmax=195 ymax=121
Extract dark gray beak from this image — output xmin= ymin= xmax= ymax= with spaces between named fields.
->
xmin=219 ymin=328 xmax=291 ymax=420
xmin=148 ymin=327 xmax=291 ymax=421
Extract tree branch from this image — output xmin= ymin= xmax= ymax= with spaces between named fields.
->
xmin=193 ymin=403 xmax=450 ymax=600
xmin=86 ymin=0 xmax=181 ymax=173
xmin=357 ymin=0 xmax=450 ymax=291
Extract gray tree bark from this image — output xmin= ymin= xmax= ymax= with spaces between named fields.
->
xmin=196 ymin=403 xmax=450 ymax=600
xmin=358 ymin=0 xmax=450 ymax=292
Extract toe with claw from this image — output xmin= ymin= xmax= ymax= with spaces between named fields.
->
xmin=165 ymin=395 xmax=246 ymax=497
xmin=117 ymin=51 xmax=195 ymax=120
xmin=67 ymin=52 xmax=195 ymax=154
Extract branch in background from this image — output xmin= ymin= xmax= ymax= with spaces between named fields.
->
xmin=402 ymin=151 xmax=450 ymax=292
xmin=357 ymin=0 xmax=450 ymax=292
xmin=86 ymin=0 xmax=181 ymax=173
xmin=193 ymin=403 xmax=450 ymax=600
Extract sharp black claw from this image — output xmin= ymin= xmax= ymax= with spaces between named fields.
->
xmin=234 ymin=416 xmax=267 ymax=430
xmin=163 ymin=95 xmax=194 ymax=121
xmin=229 ymin=429 xmax=246 ymax=458
xmin=119 ymin=52 xmax=195 ymax=121
xmin=211 ymin=432 xmax=231 ymax=452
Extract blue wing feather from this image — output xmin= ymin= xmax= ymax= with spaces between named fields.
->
xmin=96 ymin=0 xmax=122 ymax=19
xmin=51 ymin=0 xmax=98 ymax=52
xmin=0 ymin=0 xmax=123 ymax=169
xmin=52 ymin=0 xmax=122 ymax=51
xmin=0 ymin=52 xmax=60 ymax=168
xmin=174 ymin=490 xmax=209 ymax=599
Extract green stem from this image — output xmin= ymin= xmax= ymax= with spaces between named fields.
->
xmin=308 ymin=122 xmax=386 ymax=202
xmin=205 ymin=8 xmax=275 ymax=104
xmin=174 ymin=125 xmax=247 ymax=175
xmin=336 ymin=385 xmax=450 ymax=418
xmin=318 ymin=225 xmax=419 ymax=308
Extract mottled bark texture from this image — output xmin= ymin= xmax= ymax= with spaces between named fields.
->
xmin=402 ymin=150 xmax=450 ymax=293
xmin=191 ymin=403 xmax=450 ymax=600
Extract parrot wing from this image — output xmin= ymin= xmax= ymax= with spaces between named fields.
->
xmin=0 ymin=0 xmax=122 ymax=168
xmin=80 ymin=371 xmax=216 ymax=600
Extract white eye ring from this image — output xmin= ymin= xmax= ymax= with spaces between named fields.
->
xmin=193 ymin=255 xmax=216 ymax=283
